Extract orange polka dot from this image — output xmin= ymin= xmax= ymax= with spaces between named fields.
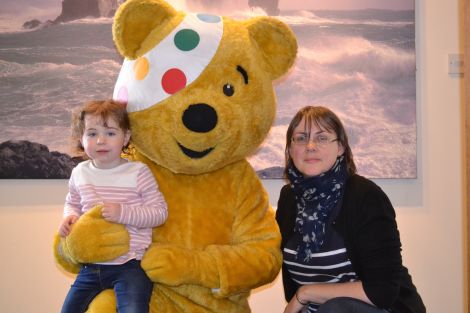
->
xmin=133 ymin=57 xmax=149 ymax=80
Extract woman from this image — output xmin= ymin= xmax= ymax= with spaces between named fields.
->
xmin=276 ymin=106 xmax=425 ymax=313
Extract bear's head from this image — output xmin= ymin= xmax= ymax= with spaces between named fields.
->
xmin=113 ymin=0 xmax=297 ymax=175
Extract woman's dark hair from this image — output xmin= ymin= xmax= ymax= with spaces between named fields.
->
xmin=284 ymin=105 xmax=356 ymax=179
xmin=71 ymin=99 xmax=130 ymax=155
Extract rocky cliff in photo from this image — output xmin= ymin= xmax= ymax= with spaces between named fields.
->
xmin=0 ymin=140 xmax=83 ymax=179
xmin=249 ymin=0 xmax=279 ymax=15
xmin=54 ymin=0 xmax=119 ymax=23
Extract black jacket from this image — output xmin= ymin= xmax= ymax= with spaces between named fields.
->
xmin=276 ymin=174 xmax=426 ymax=313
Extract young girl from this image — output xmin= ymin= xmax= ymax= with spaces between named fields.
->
xmin=58 ymin=99 xmax=168 ymax=313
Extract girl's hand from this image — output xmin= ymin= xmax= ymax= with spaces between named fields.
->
xmin=58 ymin=215 xmax=79 ymax=237
xmin=101 ymin=202 xmax=122 ymax=223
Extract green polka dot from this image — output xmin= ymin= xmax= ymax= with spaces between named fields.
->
xmin=174 ymin=29 xmax=200 ymax=51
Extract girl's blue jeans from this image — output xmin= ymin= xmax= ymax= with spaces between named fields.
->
xmin=61 ymin=259 xmax=153 ymax=313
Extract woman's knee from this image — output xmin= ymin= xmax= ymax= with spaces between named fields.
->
xmin=317 ymin=297 xmax=386 ymax=313
xmin=317 ymin=297 xmax=351 ymax=313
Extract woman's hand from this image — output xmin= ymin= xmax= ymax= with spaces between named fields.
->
xmin=284 ymin=287 xmax=308 ymax=313
xmin=284 ymin=298 xmax=305 ymax=313
xmin=284 ymin=282 xmax=372 ymax=313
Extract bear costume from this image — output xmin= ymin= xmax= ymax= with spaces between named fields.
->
xmin=54 ymin=0 xmax=297 ymax=312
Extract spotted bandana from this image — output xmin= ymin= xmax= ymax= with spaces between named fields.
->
xmin=113 ymin=12 xmax=223 ymax=112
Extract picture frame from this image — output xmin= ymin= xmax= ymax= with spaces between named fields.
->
xmin=0 ymin=0 xmax=416 ymax=179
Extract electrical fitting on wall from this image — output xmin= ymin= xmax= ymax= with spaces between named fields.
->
xmin=448 ymin=53 xmax=464 ymax=76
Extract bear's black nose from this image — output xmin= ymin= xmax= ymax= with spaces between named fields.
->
xmin=182 ymin=103 xmax=218 ymax=133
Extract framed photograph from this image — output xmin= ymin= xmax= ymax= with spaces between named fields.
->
xmin=0 ymin=0 xmax=415 ymax=179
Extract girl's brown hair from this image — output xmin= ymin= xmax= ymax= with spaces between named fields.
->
xmin=284 ymin=105 xmax=357 ymax=179
xmin=71 ymin=99 xmax=130 ymax=155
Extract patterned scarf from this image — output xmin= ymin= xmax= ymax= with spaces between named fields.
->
xmin=287 ymin=155 xmax=348 ymax=261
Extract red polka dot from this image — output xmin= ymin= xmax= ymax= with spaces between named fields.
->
xmin=161 ymin=68 xmax=187 ymax=94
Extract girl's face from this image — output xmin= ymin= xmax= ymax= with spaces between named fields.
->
xmin=289 ymin=117 xmax=344 ymax=178
xmin=80 ymin=114 xmax=130 ymax=169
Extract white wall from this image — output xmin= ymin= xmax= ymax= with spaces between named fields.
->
xmin=0 ymin=0 xmax=464 ymax=312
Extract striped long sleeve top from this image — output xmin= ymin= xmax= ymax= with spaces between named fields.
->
xmin=64 ymin=160 xmax=168 ymax=264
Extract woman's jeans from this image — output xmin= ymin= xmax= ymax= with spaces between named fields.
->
xmin=61 ymin=259 xmax=153 ymax=313
xmin=316 ymin=297 xmax=390 ymax=313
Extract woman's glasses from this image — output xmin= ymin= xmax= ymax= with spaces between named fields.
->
xmin=291 ymin=133 xmax=338 ymax=148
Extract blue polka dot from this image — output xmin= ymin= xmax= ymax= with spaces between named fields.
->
xmin=197 ymin=13 xmax=221 ymax=23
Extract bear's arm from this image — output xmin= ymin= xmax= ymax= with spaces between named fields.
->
xmin=142 ymin=161 xmax=282 ymax=297
xmin=211 ymin=162 xmax=282 ymax=296
xmin=53 ymin=206 xmax=130 ymax=269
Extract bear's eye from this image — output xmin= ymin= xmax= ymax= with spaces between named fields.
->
xmin=223 ymin=83 xmax=235 ymax=97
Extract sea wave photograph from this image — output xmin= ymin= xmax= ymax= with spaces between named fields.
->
xmin=0 ymin=0 xmax=416 ymax=179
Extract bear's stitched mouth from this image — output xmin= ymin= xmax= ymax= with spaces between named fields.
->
xmin=178 ymin=142 xmax=214 ymax=159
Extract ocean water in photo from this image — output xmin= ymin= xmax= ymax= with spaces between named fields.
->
xmin=253 ymin=9 xmax=416 ymax=178
xmin=0 ymin=9 xmax=415 ymax=178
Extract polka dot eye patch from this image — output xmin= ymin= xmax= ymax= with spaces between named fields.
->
xmin=113 ymin=13 xmax=223 ymax=113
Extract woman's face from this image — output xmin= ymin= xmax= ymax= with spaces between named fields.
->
xmin=289 ymin=117 xmax=344 ymax=178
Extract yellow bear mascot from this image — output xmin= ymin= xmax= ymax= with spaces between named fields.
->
xmin=54 ymin=0 xmax=297 ymax=312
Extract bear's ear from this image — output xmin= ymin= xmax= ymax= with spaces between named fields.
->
xmin=113 ymin=0 xmax=183 ymax=59
xmin=246 ymin=17 xmax=297 ymax=80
